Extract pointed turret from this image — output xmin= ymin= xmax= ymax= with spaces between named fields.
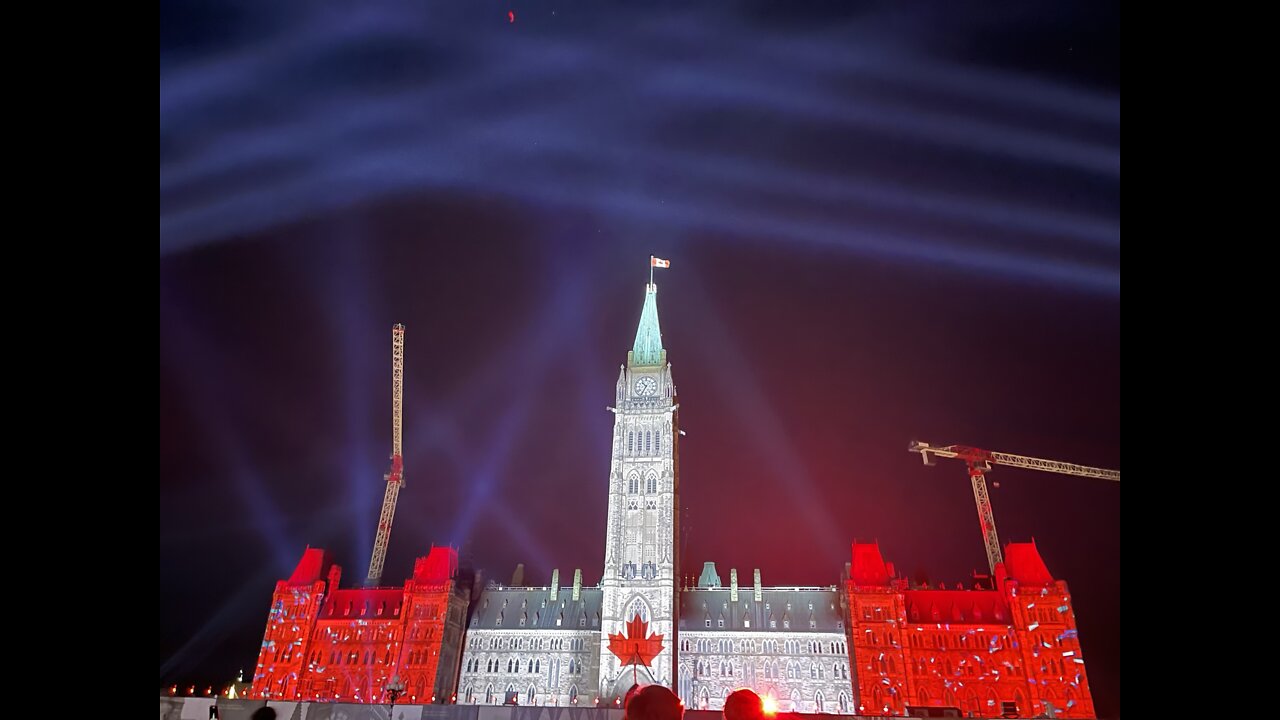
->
xmin=628 ymin=284 xmax=665 ymax=368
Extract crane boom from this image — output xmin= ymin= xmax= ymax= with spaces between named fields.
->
xmin=366 ymin=324 xmax=405 ymax=586
xmin=909 ymin=440 xmax=1119 ymax=573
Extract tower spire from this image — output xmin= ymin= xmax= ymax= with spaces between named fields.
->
xmin=629 ymin=283 xmax=665 ymax=367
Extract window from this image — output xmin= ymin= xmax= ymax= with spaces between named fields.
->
xmin=718 ymin=618 xmax=725 ymax=628
xmin=645 ymin=431 xmax=652 ymax=454
xmin=628 ymin=432 xmax=634 ymax=454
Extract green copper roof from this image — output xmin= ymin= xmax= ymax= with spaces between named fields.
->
xmin=629 ymin=283 xmax=665 ymax=367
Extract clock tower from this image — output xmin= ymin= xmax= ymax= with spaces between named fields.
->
xmin=598 ymin=280 xmax=680 ymax=700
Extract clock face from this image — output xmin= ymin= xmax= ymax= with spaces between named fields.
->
xmin=634 ymin=376 xmax=658 ymax=397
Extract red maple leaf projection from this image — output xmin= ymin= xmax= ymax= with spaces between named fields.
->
xmin=607 ymin=615 xmax=665 ymax=667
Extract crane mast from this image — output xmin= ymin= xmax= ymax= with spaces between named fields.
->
xmin=909 ymin=440 xmax=1119 ymax=574
xmin=366 ymin=324 xmax=405 ymax=586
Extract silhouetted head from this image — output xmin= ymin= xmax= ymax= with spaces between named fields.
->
xmin=624 ymin=684 xmax=683 ymax=720
xmin=624 ymin=683 xmax=646 ymax=709
xmin=724 ymin=689 xmax=765 ymax=720
xmin=250 ymin=708 xmax=277 ymax=720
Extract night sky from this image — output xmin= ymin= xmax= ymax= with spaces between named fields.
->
xmin=160 ymin=1 xmax=1120 ymax=716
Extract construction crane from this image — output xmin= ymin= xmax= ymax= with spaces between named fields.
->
xmin=909 ymin=440 xmax=1119 ymax=574
xmin=366 ymin=324 xmax=406 ymax=586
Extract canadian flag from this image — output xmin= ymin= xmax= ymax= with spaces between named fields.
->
xmin=651 ymin=256 xmax=671 ymax=268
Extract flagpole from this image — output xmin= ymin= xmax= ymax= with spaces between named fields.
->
xmin=649 ymin=256 xmax=654 ymax=286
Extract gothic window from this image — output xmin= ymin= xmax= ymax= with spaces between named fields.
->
xmin=647 ymin=471 xmax=657 ymax=494
xmin=528 ymin=686 xmax=536 ymax=704
xmin=838 ymin=693 xmax=850 ymax=714
xmin=485 ymin=685 xmax=494 ymax=704
xmin=628 ymin=432 xmax=634 ymax=454
xmin=645 ymin=431 xmax=652 ymax=454
xmin=656 ymin=430 xmax=662 ymax=453
xmin=570 ymin=686 xmax=579 ymax=704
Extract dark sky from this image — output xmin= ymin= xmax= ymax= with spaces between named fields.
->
xmin=160 ymin=0 xmax=1120 ymax=716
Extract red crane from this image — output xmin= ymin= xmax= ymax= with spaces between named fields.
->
xmin=909 ymin=440 xmax=1120 ymax=574
xmin=366 ymin=324 xmax=405 ymax=586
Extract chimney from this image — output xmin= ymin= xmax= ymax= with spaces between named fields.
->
xmin=511 ymin=563 xmax=524 ymax=587
xmin=730 ymin=569 xmax=739 ymax=602
xmin=572 ymin=569 xmax=582 ymax=601
xmin=753 ymin=569 xmax=762 ymax=601
xmin=550 ymin=569 xmax=560 ymax=601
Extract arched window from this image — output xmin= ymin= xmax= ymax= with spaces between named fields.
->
xmin=528 ymin=686 xmax=536 ymax=704
xmin=838 ymin=693 xmax=849 ymax=713
xmin=647 ymin=471 xmax=657 ymax=494
xmin=485 ymin=685 xmax=494 ymax=704
xmin=570 ymin=686 xmax=579 ymax=704
xmin=815 ymin=691 xmax=825 ymax=713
